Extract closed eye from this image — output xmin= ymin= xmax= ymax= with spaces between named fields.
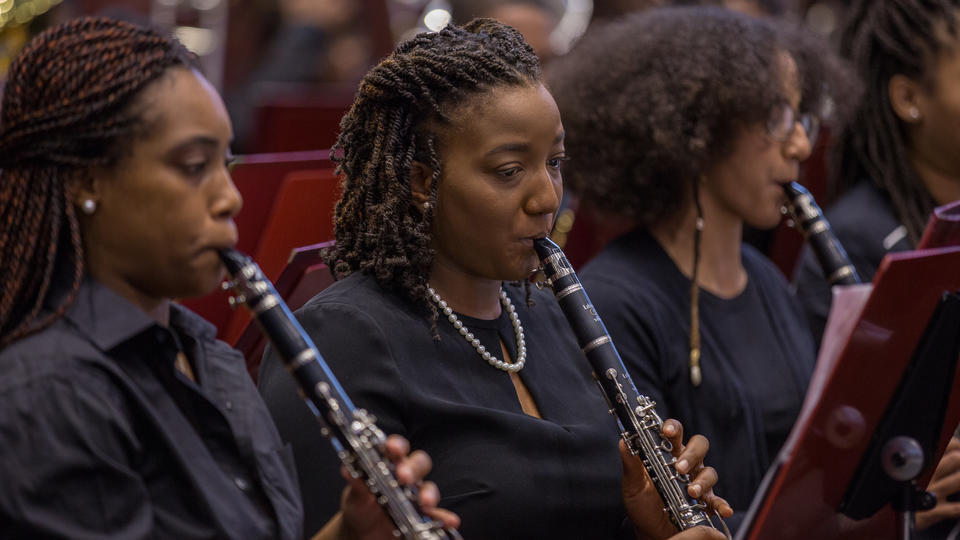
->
xmin=497 ymin=166 xmax=522 ymax=178
xmin=181 ymin=161 xmax=209 ymax=177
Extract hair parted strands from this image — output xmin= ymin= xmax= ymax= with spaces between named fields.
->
xmin=327 ymin=18 xmax=541 ymax=321
xmin=0 ymin=16 xmax=195 ymax=348
xmin=549 ymin=7 xmax=847 ymax=226
xmin=835 ymin=0 xmax=959 ymax=244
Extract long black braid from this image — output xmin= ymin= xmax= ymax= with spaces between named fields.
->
xmin=327 ymin=18 xmax=541 ymax=322
xmin=0 ymin=17 xmax=195 ymax=348
xmin=835 ymin=0 xmax=960 ymax=243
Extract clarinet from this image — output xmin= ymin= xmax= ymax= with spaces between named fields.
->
xmin=218 ymin=249 xmax=460 ymax=540
xmin=782 ymin=182 xmax=861 ymax=286
xmin=533 ymin=238 xmax=727 ymax=536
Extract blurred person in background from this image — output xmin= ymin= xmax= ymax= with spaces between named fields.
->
xmin=225 ymin=0 xmax=373 ymax=152
xmin=449 ymin=0 xmax=562 ymax=63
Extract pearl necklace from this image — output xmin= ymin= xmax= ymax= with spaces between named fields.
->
xmin=427 ymin=285 xmax=527 ymax=373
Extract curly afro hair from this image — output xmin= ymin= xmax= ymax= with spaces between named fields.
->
xmin=548 ymin=7 xmax=851 ymax=225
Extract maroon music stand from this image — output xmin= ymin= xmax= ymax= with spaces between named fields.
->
xmin=737 ymin=244 xmax=960 ymax=540
xmin=918 ymin=199 xmax=960 ymax=249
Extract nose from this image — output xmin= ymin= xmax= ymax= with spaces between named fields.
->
xmin=524 ymin=165 xmax=562 ymax=217
xmin=784 ymin=121 xmax=812 ymax=162
xmin=211 ymin=166 xmax=243 ymax=220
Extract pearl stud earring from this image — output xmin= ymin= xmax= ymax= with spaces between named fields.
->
xmin=80 ymin=199 xmax=97 ymax=215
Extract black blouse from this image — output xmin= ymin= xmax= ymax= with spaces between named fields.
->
xmin=0 ymin=278 xmax=302 ymax=539
xmin=258 ymin=272 xmax=631 ymax=540
xmin=580 ymin=229 xmax=816 ymax=530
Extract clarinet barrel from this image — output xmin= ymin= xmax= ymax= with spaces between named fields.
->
xmin=783 ymin=182 xmax=861 ymax=286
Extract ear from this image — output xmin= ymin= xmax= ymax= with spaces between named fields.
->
xmin=67 ymin=168 xmax=102 ymax=215
xmin=409 ymin=160 xmax=435 ymax=207
xmin=889 ymin=74 xmax=926 ymax=123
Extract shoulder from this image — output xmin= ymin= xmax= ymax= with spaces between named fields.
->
xmin=826 ymin=181 xmax=904 ymax=253
xmin=0 ymin=321 xmax=124 ymax=400
xmin=296 ymin=272 xmax=426 ymax=337
xmin=742 ymin=243 xmax=790 ymax=288
xmin=581 ymin=230 xmax=683 ymax=311
xmin=584 ymin=230 xmax=672 ymax=285
xmin=0 ymin=325 xmax=137 ymax=454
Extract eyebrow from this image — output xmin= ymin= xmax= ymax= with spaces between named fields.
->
xmin=167 ymin=135 xmax=224 ymax=155
xmin=484 ymin=130 xmax=566 ymax=157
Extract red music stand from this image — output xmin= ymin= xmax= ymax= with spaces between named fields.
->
xmin=918 ymin=199 xmax=960 ymax=250
xmin=234 ymin=242 xmax=335 ymax=381
xmin=737 ymin=244 xmax=960 ymax=540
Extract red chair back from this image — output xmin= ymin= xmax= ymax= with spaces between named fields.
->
xmin=248 ymin=84 xmax=354 ymax=153
xmin=221 ymin=168 xmax=342 ymax=345
xmin=234 ymin=242 xmax=336 ymax=380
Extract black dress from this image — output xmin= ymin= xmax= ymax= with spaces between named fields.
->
xmin=580 ymin=228 xmax=816 ymax=531
xmin=0 ymin=278 xmax=302 ymax=539
xmin=258 ymin=272 xmax=631 ymax=540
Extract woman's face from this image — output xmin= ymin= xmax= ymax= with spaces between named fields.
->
xmin=429 ymin=83 xmax=565 ymax=282
xmin=907 ymin=38 xmax=960 ymax=182
xmin=703 ymin=55 xmax=812 ymax=229
xmin=82 ymin=67 xmax=241 ymax=303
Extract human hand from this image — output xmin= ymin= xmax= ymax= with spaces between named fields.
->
xmin=336 ymin=435 xmax=460 ymax=540
xmin=622 ymin=419 xmax=733 ymax=540
xmin=917 ymin=437 xmax=960 ymax=531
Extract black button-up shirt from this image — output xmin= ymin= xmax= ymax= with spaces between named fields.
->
xmin=0 ymin=278 xmax=303 ymax=539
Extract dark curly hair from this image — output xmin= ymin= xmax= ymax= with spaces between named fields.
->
xmin=0 ymin=16 xmax=196 ymax=348
xmin=549 ymin=7 xmax=847 ymax=225
xmin=834 ymin=0 xmax=959 ymax=244
xmin=327 ymin=18 xmax=541 ymax=317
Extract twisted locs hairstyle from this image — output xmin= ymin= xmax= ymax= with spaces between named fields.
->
xmin=0 ymin=16 xmax=195 ymax=348
xmin=835 ymin=0 xmax=960 ymax=243
xmin=328 ymin=18 xmax=541 ymax=318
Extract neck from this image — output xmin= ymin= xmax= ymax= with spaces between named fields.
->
xmin=909 ymin=150 xmax=960 ymax=207
xmin=428 ymin=260 xmax=503 ymax=320
xmin=86 ymin=265 xmax=171 ymax=327
xmin=650 ymin=197 xmax=747 ymax=298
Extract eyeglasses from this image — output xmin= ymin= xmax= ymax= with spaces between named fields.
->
xmin=767 ymin=103 xmax=820 ymax=147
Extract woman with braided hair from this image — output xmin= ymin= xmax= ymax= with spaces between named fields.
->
xmin=0 ymin=16 xmax=456 ymax=539
xmin=791 ymin=1 xmax=960 ymax=535
xmin=259 ymin=17 xmax=732 ymax=540
xmin=794 ymin=0 xmax=960 ymax=342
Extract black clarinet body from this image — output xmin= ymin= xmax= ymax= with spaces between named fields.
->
xmin=783 ymin=182 xmax=861 ymax=286
xmin=218 ymin=249 xmax=459 ymax=540
xmin=533 ymin=238 xmax=721 ymax=533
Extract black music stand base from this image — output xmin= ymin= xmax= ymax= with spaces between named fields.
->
xmin=885 ymin=437 xmax=939 ymax=540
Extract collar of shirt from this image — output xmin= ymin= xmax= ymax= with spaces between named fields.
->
xmin=63 ymin=277 xmax=217 ymax=353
